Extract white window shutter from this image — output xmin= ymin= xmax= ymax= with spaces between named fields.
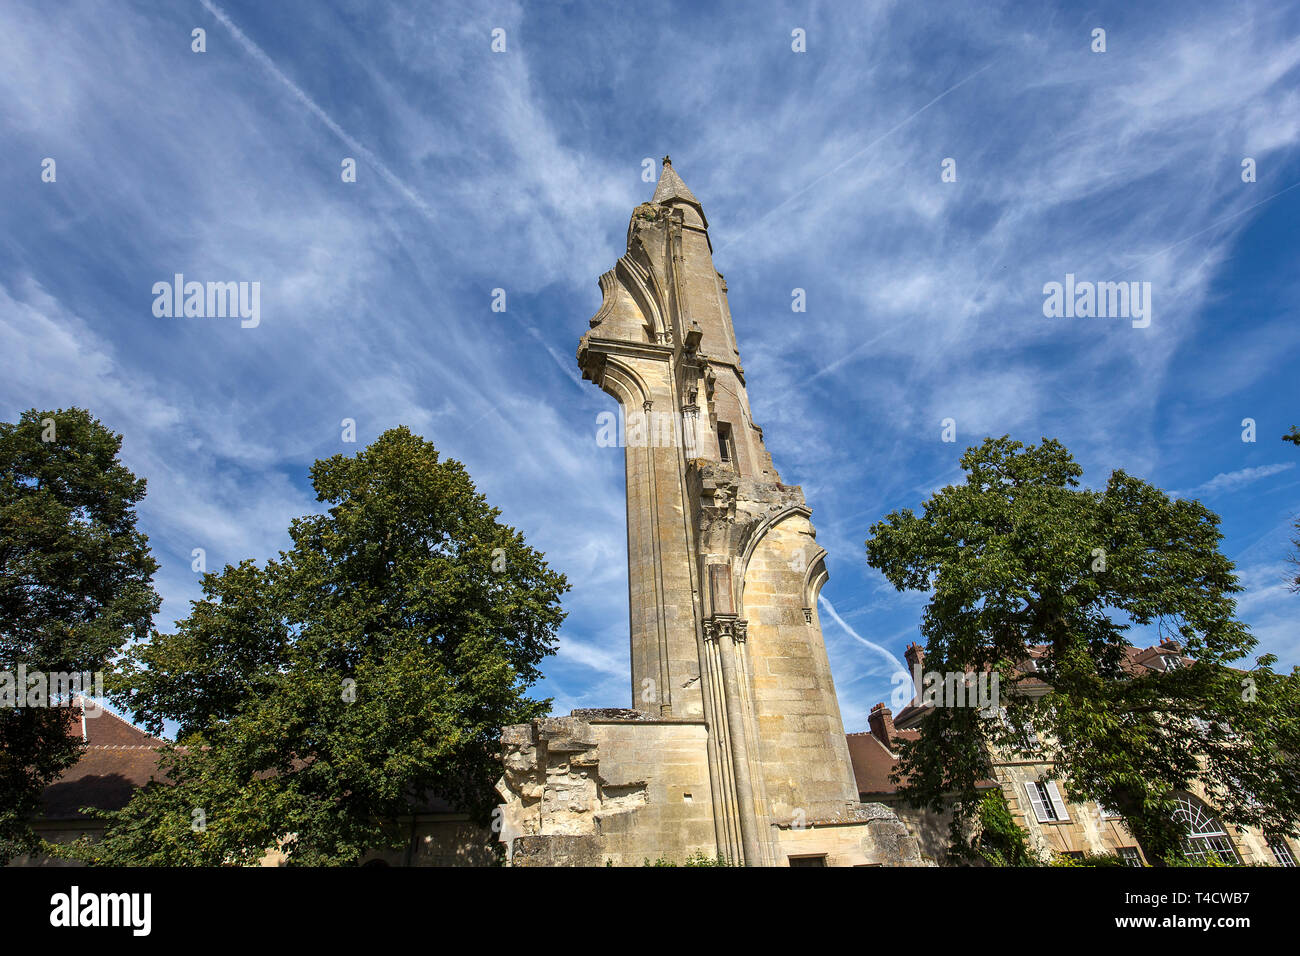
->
xmin=1024 ymin=782 xmax=1051 ymax=823
xmin=1046 ymin=781 xmax=1071 ymax=821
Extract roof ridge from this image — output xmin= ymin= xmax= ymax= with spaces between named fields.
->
xmin=75 ymin=697 xmax=169 ymax=745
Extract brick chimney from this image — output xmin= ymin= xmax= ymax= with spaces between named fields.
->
xmin=904 ymin=642 xmax=925 ymax=704
xmin=868 ymin=702 xmax=897 ymax=751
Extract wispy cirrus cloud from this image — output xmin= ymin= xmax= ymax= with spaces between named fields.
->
xmin=1 ymin=0 xmax=1297 ymax=731
xmin=1178 ymin=462 xmax=1296 ymax=499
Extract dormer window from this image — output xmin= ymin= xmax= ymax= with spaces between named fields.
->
xmin=1163 ymin=655 xmax=1182 ymax=671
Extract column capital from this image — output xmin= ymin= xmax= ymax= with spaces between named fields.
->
xmin=704 ymin=615 xmax=747 ymax=644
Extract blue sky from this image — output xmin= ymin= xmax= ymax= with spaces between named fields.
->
xmin=2 ymin=0 xmax=1299 ymax=734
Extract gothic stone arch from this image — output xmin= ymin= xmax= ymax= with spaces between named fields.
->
xmin=737 ymin=509 xmax=857 ymax=824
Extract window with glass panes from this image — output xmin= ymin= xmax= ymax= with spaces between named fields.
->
xmin=1268 ymin=837 xmax=1295 ymax=867
xmin=1172 ymin=795 xmax=1239 ymax=864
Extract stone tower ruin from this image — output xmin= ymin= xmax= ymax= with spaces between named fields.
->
xmin=496 ymin=159 xmax=922 ymax=867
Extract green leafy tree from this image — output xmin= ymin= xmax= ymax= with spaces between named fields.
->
xmin=0 ymin=408 xmax=159 ymax=861
xmin=97 ymin=427 xmax=567 ymax=865
xmin=867 ymin=436 xmax=1300 ymax=866
xmin=965 ymin=789 xmax=1038 ymax=866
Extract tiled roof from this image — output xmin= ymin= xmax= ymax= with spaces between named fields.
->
xmin=37 ymin=703 xmax=460 ymax=820
xmin=846 ymin=729 xmax=995 ymax=797
xmin=894 ymin=640 xmax=1193 ymax=726
xmin=39 ymin=704 xmax=170 ymax=821
xmin=846 ymin=729 xmax=917 ymax=795
xmin=858 ymin=640 xmax=1192 ymax=797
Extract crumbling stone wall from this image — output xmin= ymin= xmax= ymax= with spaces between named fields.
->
xmin=497 ymin=711 xmax=717 ymax=866
xmin=497 ymin=712 xmax=926 ymax=866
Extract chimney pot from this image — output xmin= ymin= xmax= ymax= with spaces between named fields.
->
xmin=904 ymin=642 xmax=925 ymax=704
xmin=868 ymin=702 xmax=897 ymax=750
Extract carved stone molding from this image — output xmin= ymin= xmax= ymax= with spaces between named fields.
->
xmin=703 ymin=616 xmax=747 ymax=644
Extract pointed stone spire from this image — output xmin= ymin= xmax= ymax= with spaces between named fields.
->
xmin=652 ymin=156 xmax=707 ymax=227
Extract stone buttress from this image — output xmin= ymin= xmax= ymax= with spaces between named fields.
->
xmin=496 ymin=159 xmax=922 ymax=868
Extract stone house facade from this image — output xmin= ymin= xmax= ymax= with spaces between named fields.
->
xmin=858 ymin=641 xmax=1298 ymax=867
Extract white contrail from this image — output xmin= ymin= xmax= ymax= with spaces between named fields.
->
xmin=818 ymin=593 xmax=906 ymax=675
xmin=1100 ymin=178 xmax=1300 ymax=282
xmin=198 ymin=0 xmax=436 ymax=223
xmin=716 ymin=56 xmax=1002 ymax=256
xmin=808 ymin=324 xmax=898 ymax=381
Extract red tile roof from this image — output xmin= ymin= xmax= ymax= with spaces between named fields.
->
xmin=39 ymin=704 xmax=170 ymax=821
xmin=846 ymin=729 xmax=917 ymax=795
xmin=859 ymin=640 xmax=1196 ymax=797
xmin=893 ymin=640 xmax=1194 ymax=725
xmin=37 ymin=703 xmax=460 ymax=820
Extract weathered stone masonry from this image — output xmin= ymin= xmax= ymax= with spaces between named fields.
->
xmin=496 ymin=159 xmax=923 ymax=867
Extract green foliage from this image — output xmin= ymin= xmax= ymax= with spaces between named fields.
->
xmin=97 ymin=427 xmax=567 ymax=865
xmin=1163 ymin=849 xmax=1237 ymax=867
xmin=0 ymin=408 xmax=159 ymax=861
xmin=966 ymin=789 xmax=1038 ymax=866
xmin=684 ymin=851 xmax=734 ymax=866
xmin=641 ymin=851 xmax=734 ymax=866
xmin=1049 ymin=851 xmax=1129 ymax=867
xmin=867 ymin=436 xmax=1300 ymax=865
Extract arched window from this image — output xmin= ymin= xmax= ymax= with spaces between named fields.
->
xmin=1173 ymin=795 xmax=1239 ymax=864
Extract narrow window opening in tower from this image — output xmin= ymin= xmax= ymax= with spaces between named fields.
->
xmin=718 ymin=422 xmax=735 ymax=468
